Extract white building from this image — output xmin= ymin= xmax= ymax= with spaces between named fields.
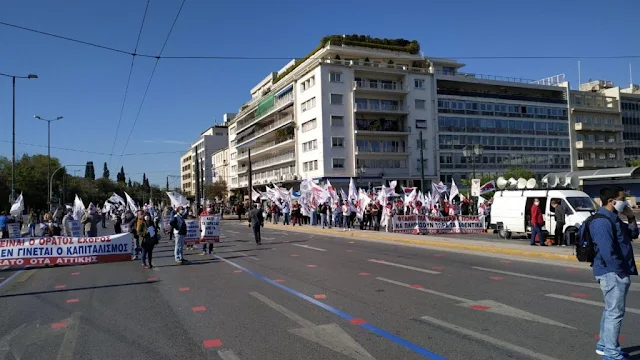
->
xmin=211 ymin=146 xmax=230 ymax=188
xmin=180 ymin=125 xmax=229 ymax=196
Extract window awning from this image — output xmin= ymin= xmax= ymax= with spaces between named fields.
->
xmin=276 ymin=84 xmax=293 ymax=97
xmin=546 ymin=167 xmax=640 ymax=180
xmin=236 ymin=139 xmax=257 ymax=150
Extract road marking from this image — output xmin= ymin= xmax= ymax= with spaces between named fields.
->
xmin=215 ymin=256 xmax=445 ymax=360
xmin=51 ymin=322 xmax=68 ymax=329
xmin=218 ymin=349 xmax=242 ymax=360
xmin=292 ymin=244 xmax=327 ymax=252
xmin=418 ymin=315 xmax=561 ymax=360
xmin=368 ymin=259 xmax=440 ymax=274
xmin=66 ymin=299 xmax=79 ymax=304
xmin=306 ymin=265 xmax=317 ymax=268
xmin=16 ymin=269 xmax=35 ymax=283
xmin=489 ymin=276 xmax=504 ymax=281
xmin=56 ymin=312 xmax=80 ymax=360
xmin=314 ymin=294 xmax=327 ymax=300
xmin=274 ymin=279 xmax=285 ymax=283
xmin=545 ymin=294 xmax=640 ymax=315
xmin=236 ymin=252 xmax=260 ymax=261
xmin=0 ymin=270 xmax=24 ymax=289
xmin=358 ymin=272 xmax=370 ymax=276
xmin=203 ymin=339 xmax=223 ymax=348
xmin=55 ymin=285 xmax=67 ymax=289
xmin=570 ymin=293 xmax=589 ymax=299
xmin=471 ymin=267 xmax=640 ymax=291
xmin=290 ymin=254 xmax=299 ymax=257
xmin=250 ymin=292 xmax=376 ymax=360
xmin=262 ymin=237 xmax=275 ymax=240
xmin=147 ymin=277 xmax=158 ymax=281
xmin=192 ymin=306 xmax=206 ymax=312
xmin=71 ymin=272 xmax=80 ymax=276
xmin=179 ymin=287 xmax=190 ymax=292
xmin=233 ymin=270 xmax=243 ymax=273
xmin=377 ymin=277 xmax=574 ymax=328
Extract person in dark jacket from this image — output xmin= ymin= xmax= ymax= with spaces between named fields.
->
xmin=590 ymin=186 xmax=638 ymax=359
xmin=551 ymin=199 xmax=566 ymax=246
xmin=137 ymin=211 xmax=157 ymax=268
xmin=248 ymin=204 xmax=264 ymax=245
xmin=170 ymin=206 xmax=188 ymax=263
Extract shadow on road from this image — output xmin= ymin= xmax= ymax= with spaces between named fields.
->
xmin=623 ymin=346 xmax=640 ymax=360
xmin=0 ymin=280 xmax=157 ymax=299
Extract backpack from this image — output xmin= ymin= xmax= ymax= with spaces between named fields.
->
xmin=576 ymin=214 xmax=615 ymax=263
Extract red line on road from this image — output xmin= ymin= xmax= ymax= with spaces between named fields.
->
xmin=179 ymin=287 xmax=190 ymax=292
xmin=290 ymin=254 xmax=299 ymax=257
xmin=409 ymin=284 xmax=424 ymax=289
xmin=489 ymin=276 xmax=504 ymax=281
xmin=346 ymin=250 xmax=353 ymax=253
xmin=358 ymin=272 xmax=370 ymax=276
xmin=350 ymin=318 xmax=367 ymax=325
xmin=71 ymin=272 xmax=80 ymax=276
xmin=431 ymin=266 xmax=445 ymax=271
xmin=202 ymin=339 xmax=223 ymax=348
xmin=233 ymin=270 xmax=243 ymax=273
xmin=570 ymin=293 xmax=589 ymax=299
xmin=306 ymin=265 xmax=317 ymax=268
xmin=147 ymin=277 xmax=158 ymax=281
xmin=314 ymin=294 xmax=327 ymax=299
xmin=564 ymin=268 xmax=580 ymax=273
xmin=470 ymin=305 xmax=491 ymax=311
xmin=55 ymin=285 xmax=66 ymax=289
xmin=66 ymin=299 xmax=79 ymax=304
xmin=273 ymin=279 xmax=285 ymax=283
xmin=51 ymin=322 xmax=68 ymax=329
xmin=192 ymin=306 xmax=207 ymax=312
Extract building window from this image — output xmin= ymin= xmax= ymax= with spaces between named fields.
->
xmin=416 ymin=119 xmax=427 ymax=129
xmin=330 ymin=94 xmax=343 ymax=105
xmin=414 ymin=79 xmax=425 ymax=89
xmin=415 ymin=99 xmax=426 ymax=109
xmin=301 ymin=118 xmax=317 ymax=132
xmin=303 ymin=160 xmax=318 ymax=172
xmin=302 ymin=139 xmax=318 ymax=152
xmin=301 ymin=76 xmax=315 ymax=92
xmin=331 ymin=137 xmax=344 ymax=147
xmin=332 ymin=158 xmax=345 ymax=168
xmin=302 ymin=97 xmax=316 ymax=112
xmin=330 ymin=72 xmax=342 ymax=83
xmin=331 ymin=115 xmax=344 ymax=127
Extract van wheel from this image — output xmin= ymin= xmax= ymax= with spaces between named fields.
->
xmin=498 ymin=229 xmax=511 ymax=239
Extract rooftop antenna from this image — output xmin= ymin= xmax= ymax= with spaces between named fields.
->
xmin=578 ymin=60 xmax=581 ymax=89
xmin=630 ymin=63 xmax=634 ymax=88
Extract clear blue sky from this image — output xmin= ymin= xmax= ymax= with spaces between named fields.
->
xmin=1 ymin=0 xmax=638 ymax=186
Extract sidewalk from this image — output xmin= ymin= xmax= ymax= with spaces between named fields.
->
xmin=261 ymin=222 xmax=583 ymax=262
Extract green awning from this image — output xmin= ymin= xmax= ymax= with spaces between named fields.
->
xmin=255 ymin=94 xmax=275 ymax=118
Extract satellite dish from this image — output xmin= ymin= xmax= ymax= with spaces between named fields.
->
xmin=496 ymin=177 xmax=508 ymax=190
xmin=541 ymin=174 xmax=558 ymax=188
xmin=508 ymin=177 xmax=517 ymax=189
xmin=517 ymin=178 xmax=527 ymax=189
xmin=526 ymin=178 xmax=537 ymax=189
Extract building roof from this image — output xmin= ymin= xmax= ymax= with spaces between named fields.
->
xmin=547 ymin=167 xmax=640 ymax=180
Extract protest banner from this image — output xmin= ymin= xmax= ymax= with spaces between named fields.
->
xmin=392 ymin=215 xmax=486 ymax=234
xmin=0 ymin=233 xmax=134 ymax=268
xmin=162 ymin=216 xmax=171 ymax=233
xmin=69 ymin=220 xmax=82 ymax=237
xmin=184 ymin=219 xmax=200 ymax=246
xmin=7 ymin=223 xmax=21 ymax=239
xmin=200 ymin=215 xmax=220 ymax=243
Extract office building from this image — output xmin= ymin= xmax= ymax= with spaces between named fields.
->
xmin=620 ymin=85 xmax=640 ymax=160
xmin=211 ymin=147 xmax=230 ymax=186
xmin=180 ymin=152 xmax=193 ymax=194
xmin=179 ymin=125 xmax=229 ymax=196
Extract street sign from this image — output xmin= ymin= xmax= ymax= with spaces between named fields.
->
xmin=471 ymin=179 xmax=481 ymax=197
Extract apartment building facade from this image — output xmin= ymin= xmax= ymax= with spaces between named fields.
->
xmin=620 ymin=86 xmax=640 ymax=160
xmin=179 ymin=125 xmax=229 ymax=196
xmin=211 ymin=147 xmax=230 ymax=185
xmin=180 ymin=152 xmax=193 ymax=194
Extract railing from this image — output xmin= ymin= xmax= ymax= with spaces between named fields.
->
xmin=320 ymin=58 xmax=430 ymax=74
xmin=355 ymin=103 xmax=404 ymax=112
xmin=354 ymin=81 xmax=405 ymax=91
xmin=356 ymin=146 xmax=407 ymax=153
xmin=252 ymin=151 xmax=296 ymax=171
xmin=577 ymin=159 xmax=626 ymax=168
xmin=574 ymin=122 xmax=624 ymax=132
xmin=435 ymin=70 xmax=545 ymax=86
xmin=571 ymin=93 xmax=619 ymax=110
xmin=235 ymin=115 xmax=294 ymax=146
xmin=237 ymin=135 xmax=295 ymax=160
xmin=355 ymin=123 xmax=410 ymax=132
xmin=236 ymin=92 xmax=294 ymax=133
xmin=575 ymin=140 xmax=623 ymax=150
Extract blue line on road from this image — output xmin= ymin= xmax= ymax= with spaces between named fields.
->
xmin=214 ymin=254 xmax=447 ymax=360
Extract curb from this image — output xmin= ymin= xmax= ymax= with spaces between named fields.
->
xmin=264 ymin=223 xmax=576 ymax=262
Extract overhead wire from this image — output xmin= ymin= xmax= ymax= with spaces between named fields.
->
xmin=116 ymin=0 xmax=187 ymax=168
xmin=108 ymin=0 xmax=152 ymax=168
xmin=2 ymin=139 xmax=184 ymax=156
xmin=2 ymin=20 xmax=640 ymax=60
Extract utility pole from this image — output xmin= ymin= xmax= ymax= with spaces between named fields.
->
xmin=248 ymin=149 xmax=252 ymax=204
xmin=419 ymin=131 xmax=425 ymax=192
xmin=34 ymin=115 xmax=63 ymax=212
xmin=194 ymin=149 xmax=201 ymax=211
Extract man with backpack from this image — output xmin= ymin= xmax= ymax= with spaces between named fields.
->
xmin=580 ymin=186 xmax=638 ymax=360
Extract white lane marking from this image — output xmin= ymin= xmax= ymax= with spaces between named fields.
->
xmin=471 ymin=267 xmax=640 ymax=291
xmin=236 ymin=252 xmax=260 ymax=261
xmin=57 ymin=312 xmax=81 ymax=360
xmin=376 ymin=277 xmax=467 ymax=302
xmin=545 ymin=294 xmax=640 ymax=315
xmin=262 ymin=237 xmax=275 ymax=241
xmin=419 ymin=315 xmax=561 ymax=360
xmin=377 ymin=277 xmax=573 ymax=328
xmin=368 ymin=259 xmax=440 ymax=274
xmin=292 ymin=244 xmax=327 ymax=252
xmin=218 ymin=349 xmax=242 ymax=360
xmin=251 ymin=292 xmax=315 ymax=328
xmin=0 ymin=269 xmax=25 ymax=289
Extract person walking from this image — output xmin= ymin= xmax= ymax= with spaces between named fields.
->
xmin=27 ymin=209 xmax=37 ymax=237
xmin=551 ymin=199 xmax=566 ymax=246
xmin=170 ymin=206 xmax=188 ymax=264
xmin=590 ymin=186 xmax=638 ymax=360
xmin=200 ymin=204 xmax=215 ymax=255
xmin=248 ymin=204 xmax=264 ymax=245
xmin=342 ymin=200 xmax=351 ymax=232
xmin=62 ymin=209 xmax=74 ymax=236
xmin=529 ymin=198 xmax=544 ymax=246
xmin=137 ymin=211 xmax=158 ymax=269
xmin=282 ymin=201 xmax=290 ymax=225
xmin=81 ymin=205 xmax=100 ymax=237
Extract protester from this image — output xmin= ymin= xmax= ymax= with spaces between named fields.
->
xmin=81 ymin=205 xmax=100 ymax=237
xmin=28 ymin=209 xmax=37 ymax=237
xmin=137 ymin=211 xmax=157 ymax=269
xmin=282 ymin=201 xmax=290 ymax=225
xmin=62 ymin=209 xmax=74 ymax=236
xmin=551 ymin=199 xmax=566 ymax=246
xmin=529 ymin=198 xmax=544 ymax=246
xmin=200 ymin=204 xmax=215 ymax=255
xmin=248 ymin=203 xmax=264 ymax=245
xmin=170 ymin=206 xmax=188 ymax=264
xmin=590 ymin=186 xmax=638 ymax=359
xmin=342 ymin=200 xmax=351 ymax=232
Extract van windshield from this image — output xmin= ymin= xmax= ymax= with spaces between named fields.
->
xmin=566 ymin=197 xmax=597 ymax=212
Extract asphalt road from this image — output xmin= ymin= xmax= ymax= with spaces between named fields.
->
xmin=1 ymin=221 xmax=639 ymax=360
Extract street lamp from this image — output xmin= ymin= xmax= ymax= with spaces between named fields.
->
xmin=34 ymin=115 xmax=64 ymax=211
xmin=0 ymin=72 xmax=38 ymax=204
xmin=50 ymin=165 xmax=84 ymax=211
xmin=355 ymin=165 xmax=367 ymax=186
xmin=462 ymin=144 xmax=483 ymax=214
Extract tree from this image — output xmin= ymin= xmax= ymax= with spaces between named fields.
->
xmin=84 ymin=161 xmax=95 ymax=180
xmin=117 ymin=166 xmax=126 ymax=184
xmin=142 ymin=173 xmax=150 ymax=189
xmin=502 ymin=167 xmax=535 ymax=180
xmin=128 ymin=178 xmax=132 ymax=187
xmin=629 ymin=158 xmax=640 ymax=167
xmin=204 ymin=180 xmax=228 ymax=203
xmin=102 ymin=162 xmax=110 ymax=179
xmin=165 ymin=177 xmax=169 ymax=191
xmin=0 ymin=154 xmax=64 ymax=211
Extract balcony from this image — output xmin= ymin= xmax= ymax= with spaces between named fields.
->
xmin=574 ymin=122 xmax=624 ymax=132
xmin=354 ymin=121 xmax=410 ymax=135
xmin=252 ymin=152 xmax=296 ymax=171
xmin=237 ymin=135 xmax=295 ymax=161
xmin=235 ymin=115 xmax=294 ymax=147
xmin=571 ymin=93 xmax=619 ymax=111
xmin=575 ymin=141 xmax=624 ymax=150
xmin=353 ymin=81 xmax=407 ymax=94
xmin=577 ymin=159 xmax=627 ymax=168
xmin=356 ymin=146 xmax=409 ymax=156
xmin=354 ymin=102 xmax=408 ymax=114
xmin=320 ymin=58 xmax=430 ymax=74
xmin=236 ymin=91 xmax=294 ymax=134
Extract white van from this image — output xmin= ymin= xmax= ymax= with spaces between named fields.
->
xmin=490 ymin=189 xmax=597 ymax=241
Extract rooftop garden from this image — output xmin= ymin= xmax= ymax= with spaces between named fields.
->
xmin=273 ymin=34 xmax=421 ymax=84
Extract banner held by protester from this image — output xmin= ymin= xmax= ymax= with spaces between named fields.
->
xmin=200 ymin=215 xmax=220 ymax=243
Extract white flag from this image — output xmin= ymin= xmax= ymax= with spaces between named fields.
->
xmin=9 ymin=192 xmax=24 ymax=217
xmin=124 ymin=192 xmax=138 ymax=212
xmin=166 ymin=191 xmax=189 ymax=208
xmin=73 ymin=195 xmax=85 ymax=222
xmin=348 ymin=178 xmax=358 ymax=202
xmin=450 ymin=179 xmax=459 ymax=200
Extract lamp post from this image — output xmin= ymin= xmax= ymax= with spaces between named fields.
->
xmin=34 ymin=115 xmax=64 ymax=211
xmin=0 ymin=72 xmax=38 ymax=204
xmin=50 ymin=165 xmax=84 ymax=211
xmin=462 ymin=144 xmax=483 ymax=215
xmin=355 ymin=165 xmax=367 ymax=186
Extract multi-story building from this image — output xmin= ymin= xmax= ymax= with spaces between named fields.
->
xmin=436 ymin=73 xmax=572 ymax=183
xmin=620 ymin=85 xmax=640 ymax=160
xmin=211 ymin=147 xmax=230 ymax=184
xmin=179 ymin=124 xmax=229 ymax=197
